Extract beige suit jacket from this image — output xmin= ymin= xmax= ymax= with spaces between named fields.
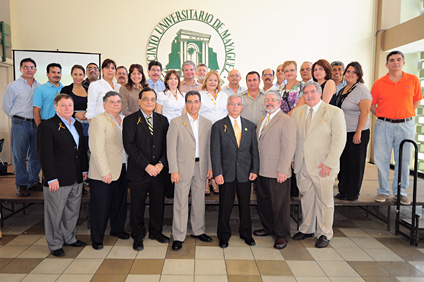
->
xmin=256 ymin=110 xmax=296 ymax=178
xmin=167 ymin=113 xmax=212 ymax=180
xmin=292 ymin=102 xmax=346 ymax=177
xmin=88 ymin=111 xmax=125 ymax=181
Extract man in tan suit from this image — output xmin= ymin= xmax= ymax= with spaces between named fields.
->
xmin=167 ymin=91 xmax=213 ymax=251
xmin=254 ymin=91 xmax=296 ymax=249
xmin=292 ymin=81 xmax=346 ymax=248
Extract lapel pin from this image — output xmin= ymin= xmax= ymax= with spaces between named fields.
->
xmin=58 ymin=123 xmax=65 ymax=131
xmin=224 ymin=124 xmax=227 ymax=133
xmin=183 ymin=121 xmax=188 ymax=129
xmin=137 ymin=117 xmax=142 ymax=124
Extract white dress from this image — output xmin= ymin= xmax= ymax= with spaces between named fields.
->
xmin=199 ymin=90 xmax=228 ymax=124
xmin=157 ymin=89 xmax=185 ymax=123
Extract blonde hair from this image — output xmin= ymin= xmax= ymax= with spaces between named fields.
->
xmin=282 ymin=60 xmax=297 ymax=71
xmin=201 ymin=70 xmax=221 ymax=92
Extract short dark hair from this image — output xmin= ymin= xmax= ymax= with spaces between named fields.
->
xmin=312 ymin=59 xmax=332 ymax=81
xmin=86 ymin=62 xmax=99 ymax=69
xmin=344 ymin=61 xmax=364 ymax=84
xmin=47 ymin=63 xmax=62 ymax=73
xmin=261 ymin=68 xmax=275 ymax=76
xmin=116 ymin=66 xmax=128 ymax=73
xmin=386 ymin=51 xmax=405 ymax=63
xmin=148 ymin=61 xmax=162 ymax=71
xmin=246 ymin=71 xmax=260 ymax=80
xmin=139 ymin=87 xmax=157 ymax=99
xmin=185 ymin=90 xmax=201 ymax=102
xmin=71 ymin=64 xmax=85 ymax=74
xmin=101 ymin=58 xmax=117 ymax=69
xmin=54 ymin=93 xmax=73 ymax=105
xmin=20 ymin=58 xmax=36 ymax=68
xmin=103 ymin=91 xmax=121 ymax=103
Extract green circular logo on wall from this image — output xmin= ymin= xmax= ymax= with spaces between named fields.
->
xmin=146 ymin=9 xmax=236 ymax=80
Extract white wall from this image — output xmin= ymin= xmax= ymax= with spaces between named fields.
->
xmin=9 ymin=0 xmax=376 ymax=88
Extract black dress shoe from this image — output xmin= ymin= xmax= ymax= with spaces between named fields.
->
xmin=172 ymin=240 xmax=183 ymax=251
xmin=315 ymin=235 xmax=329 ymax=248
xmin=253 ymin=229 xmax=272 ymax=237
xmin=149 ymin=233 xmax=170 ymax=243
xmin=133 ymin=239 xmax=144 ymax=251
xmin=64 ymin=240 xmax=86 ymax=247
xmin=334 ymin=193 xmax=347 ymax=200
xmin=110 ymin=231 xmax=130 ymax=240
xmin=241 ymin=237 xmax=256 ymax=246
xmin=191 ymin=233 xmax=212 ymax=242
xmin=16 ymin=185 xmax=30 ymax=197
xmin=274 ymin=238 xmax=288 ymax=249
xmin=92 ymin=242 xmax=103 ymax=250
xmin=51 ymin=248 xmax=65 ymax=257
xmin=28 ymin=182 xmax=43 ymax=191
xmin=293 ymin=232 xmax=314 ymax=240
xmin=219 ymin=240 xmax=228 ymax=248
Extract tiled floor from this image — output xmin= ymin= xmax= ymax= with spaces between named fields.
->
xmin=1 ymin=203 xmax=424 ymax=281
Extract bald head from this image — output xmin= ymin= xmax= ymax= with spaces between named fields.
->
xmin=228 ymin=69 xmax=242 ymax=86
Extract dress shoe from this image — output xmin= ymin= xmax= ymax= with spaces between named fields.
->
xmin=315 ymin=235 xmax=330 ymax=248
xmin=240 ymin=236 xmax=256 ymax=246
xmin=219 ymin=239 xmax=228 ymax=248
xmin=92 ymin=242 xmax=103 ymax=250
xmin=335 ymin=193 xmax=358 ymax=201
xmin=293 ymin=232 xmax=314 ymax=240
xmin=149 ymin=233 xmax=170 ymax=243
xmin=253 ymin=229 xmax=272 ymax=237
xmin=133 ymin=239 xmax=144 ymax=251
xmin=110 ymin=231 xmax=130 ymax=240
xmin=16 ymin=185 xmax=30 ymax=197
xmin=191 ymin=233 xmax=212 ymax=242
xmin=28 ymin=182 xmax=43 ymax=191
xmin=51 ymin=248 xmax=65 ymax=257
xmin=172 ymin=240 xmax=183 ymax=251
xmin=274 ymin=238 xmax=288 ymax=249
xmin=64 ymin=240 xmax=86 ymax=247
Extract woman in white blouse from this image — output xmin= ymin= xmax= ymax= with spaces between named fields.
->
xmin=86 ymin=58 xmax=121 ymax=120
xmin=199 ymin=70 xmax=228 ymax=195
xmin=156 ymin=70 xmax=186 ymax=123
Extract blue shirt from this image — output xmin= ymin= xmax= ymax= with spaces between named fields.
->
xmin=2 ymin=76 xmax=41 ymax=119
xmin=58 ymin=115 xmax=80 ymax=149
xmin=336 ymin=79 xmax=347 ymax=94
xmin=147 ymin=79 xmax=165 ymax=93
xmin=33 ymin=82 xmax=64 ymax=120
xmin=140 ymin=109 xmax=153 ymax=124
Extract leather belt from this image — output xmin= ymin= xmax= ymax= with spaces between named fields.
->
xmin=195 ymin=158 xmax=200 ymax=162
xmin=378 ymin=117 xmax=412 ymax=123
xmin=13 ymin=115 xmax=35 ymax=122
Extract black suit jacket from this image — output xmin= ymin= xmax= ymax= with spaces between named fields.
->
xmin=37 ymin=114 xmax=88 ymax=187
xmin=123 ymin=110 xmax=169 ymax=182
xmin=211 ymin=116 xmax=259 ymax=183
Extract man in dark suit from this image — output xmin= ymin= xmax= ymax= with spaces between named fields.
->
xmin=211 ymin=94 xmax=259 ymax=248
xmin=37 ymin=94 xmax=88 ymax=257
xmin=123 ymin=87 xmax=170 ymax=251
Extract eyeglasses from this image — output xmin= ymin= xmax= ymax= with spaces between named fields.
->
xmin=264 ymin=98 xmax=279 ymax=102
xmin=284 ymin=69 xmax=296 ymax=74
xmin=87 ymin=67 xmax=99 ymax=71
xmin=141 ymin=98 xmax=156 ymax=102
xmin=228 ymin=103 xmax=242 ymax=106
xmin=23 ymin=66 xmax=35 ymax=70
xmin=228 ymin=74 xmax=240 ymax=78
xmin=187 ymin=100 xmax=200 ymax=104
xmin=263 ymin=74 xmax=274 ymax=77
xmin=300 ymin=68 xmax=311 ymax=72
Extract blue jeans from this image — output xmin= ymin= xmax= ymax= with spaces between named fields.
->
xmin=11 ymin=117 xmax=40 ymax=187
xmin=374 ymin=119 xmax=415 ymax=196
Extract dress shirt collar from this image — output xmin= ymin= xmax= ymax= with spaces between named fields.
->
xmin=228 ymin=115 xmax=241 ymax=129
xmin=58 ymin=115 xmax=75 ymax=126
xmin=140 ymin=109 xmax=153 ymax=123
xmin=187 ymin=112 xmax=199 ymax=122
xmin=306 ymin=100 xmax=322 ymax=118
xmin=266 ymin=108 xmax=280 ymax=122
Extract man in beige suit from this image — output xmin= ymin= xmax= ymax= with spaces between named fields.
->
xmin=89 ymin=91 xmax=129 ymax=250
xmin=292 ymin=81 xmax=346 ymax=248
xmin=167 ymin=91 xmax=213 ymax=251
xmin=254 ymin=91 xmax=296 ymax=249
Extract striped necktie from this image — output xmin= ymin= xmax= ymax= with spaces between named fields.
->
xmin=147 ymin=116 xmax=153 ymax=135
xmin=259 ymin=115 xmax=270 ymax=139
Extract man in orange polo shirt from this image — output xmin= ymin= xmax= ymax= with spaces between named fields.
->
xmin=371 ymin=51 xmax=422 ymax=205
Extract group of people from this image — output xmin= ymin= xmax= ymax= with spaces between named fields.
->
xmin=2 ymin=50 xmax=422 ymax=257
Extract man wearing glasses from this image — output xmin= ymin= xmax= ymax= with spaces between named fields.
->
xmin=300 ymin=61 xmax=313 ymax=83
xmin=123 ymin=87 xmax=170 ymax=251
xmin=222 ymin=69 xmax=246 ymax=95
xmin=83 ymin=63 xmax=100 ymax=89
xmin=2 ymin=58 xmax=42 ymax=197
xmin=254 ymin=92 xmax=296 ymax=250
xmin=261 ymin=68 xmax=278 ymax=93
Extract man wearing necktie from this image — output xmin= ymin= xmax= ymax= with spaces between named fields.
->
xmin=211 ymin=94 xmax=259 ymax=248
xmin=292 ymin=81 xmax=346 ymax=248
xmin=123 ymin=87 xmax=170 ymax=251
xmin=254 ymin=91 xmax=296 ymax=249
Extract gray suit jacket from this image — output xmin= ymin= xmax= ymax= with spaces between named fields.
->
xmin=292 ymin=102 xmax=347 ymax=176
xmin=211 ymin=116 xmax=259 ymax=183
xmin=256 ymin=110 xmax=296 ymax=178
xmin=167 ymin=113 xmax=212 ymax=181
